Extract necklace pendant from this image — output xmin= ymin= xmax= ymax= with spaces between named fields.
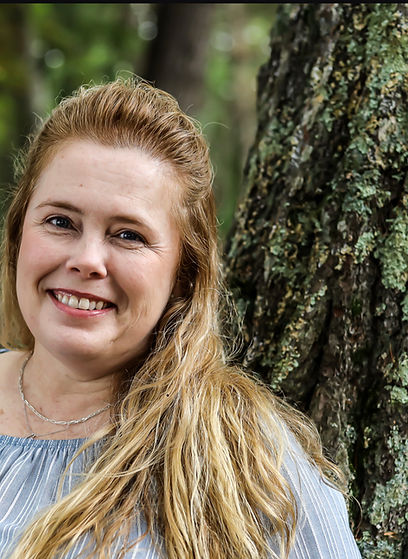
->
xmin=25 ymin=433 xmax=36 ymax=439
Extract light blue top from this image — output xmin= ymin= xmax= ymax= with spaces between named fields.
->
xmin=0 ymin=434 xmax=161 ymax=558
xmin=0 ymin=431 xmax=362 ymax=558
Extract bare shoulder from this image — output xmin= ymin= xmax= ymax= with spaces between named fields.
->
xmin=0 ymin=350 xmax=26 ymax=391
xmin=0 ymin=350 xmax=30 ymax=436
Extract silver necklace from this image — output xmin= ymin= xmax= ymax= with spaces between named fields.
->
xmin=18 ymin=353 xmax=112 ymax=428
xmin=22 ymin=401 xmax=70 ymax=439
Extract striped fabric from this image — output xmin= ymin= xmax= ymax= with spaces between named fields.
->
xmin=0 ymin=435 xmax=162 ymax=558
xmin=282 ymin=436 xmax=362 ymax=558
xmin=0 ymin=431 xmax=362 ymax=558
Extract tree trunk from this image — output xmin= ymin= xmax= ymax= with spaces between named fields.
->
xmin=0 ymin=5 xmax=36 ymax=191
xmin=225 ymin=4 xmax=408 ymax=558
xmin=144 ymin=4 xmax=214 ymax=114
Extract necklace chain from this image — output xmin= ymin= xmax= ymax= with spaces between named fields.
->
xmin=22 ymin=400 xmax=71 ymax=439
xmin=18 ymin=353 xmax=112 ymax=428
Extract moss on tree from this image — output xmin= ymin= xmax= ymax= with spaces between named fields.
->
xmin=226 ymin=4 xmax=408 ymax=557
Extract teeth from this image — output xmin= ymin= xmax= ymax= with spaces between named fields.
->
xmin=68 ymin=295 xmax=79 ymax=308
xmin=78 ymin=298 xmax=90 ymax=310
xmin=54 ymin=292 xmax=109 ymax=311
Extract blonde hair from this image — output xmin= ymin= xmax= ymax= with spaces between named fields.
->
xmin=2 ymin=78 xmax=344 ymax=559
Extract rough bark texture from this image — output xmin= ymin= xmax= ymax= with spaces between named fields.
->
xmin=225 ymin=5 xmax=408 ymax=558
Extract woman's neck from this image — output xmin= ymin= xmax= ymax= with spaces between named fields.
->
xmin=16 ymin=347 xmax=119 ymax=439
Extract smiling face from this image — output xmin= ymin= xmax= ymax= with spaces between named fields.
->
xmin=16 ymin=140 xmax=181 ymax=372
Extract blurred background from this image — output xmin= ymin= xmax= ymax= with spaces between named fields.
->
xmin=0 ymin=3 xmax=277 ymax=239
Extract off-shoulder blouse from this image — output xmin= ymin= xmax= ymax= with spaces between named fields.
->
xmin=0 ymin=431 xmax=362 ymax=558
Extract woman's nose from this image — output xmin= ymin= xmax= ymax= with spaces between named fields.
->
xmin=65 ymin=237 xmax=108 ymax=279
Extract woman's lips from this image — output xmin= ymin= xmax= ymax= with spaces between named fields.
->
xmin=48 ymin=289 xmax=115 ymax=315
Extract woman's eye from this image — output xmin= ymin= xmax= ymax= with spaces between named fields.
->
xmin=117 ymin=230 xmax=146 ymax=243
xmin=46 ymin=216 xmax=73 ymax=229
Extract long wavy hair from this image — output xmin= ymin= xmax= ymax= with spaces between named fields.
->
xmin=1 ymin=78 xmax=344 ymax=559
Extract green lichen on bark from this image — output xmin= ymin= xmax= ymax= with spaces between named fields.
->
xmin=368 ymin=426 xmax=408 ymax=527
xmin=226 ymin=3 xmax=408 ymax=557
xmin=358 ymin=532 xmax=402 ymax=559
xmin=375 ymin=200 xmax=408 ymax=292
xmin=354 ymin=231 xmax=378 ymax=264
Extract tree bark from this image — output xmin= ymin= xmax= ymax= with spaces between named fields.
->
xmin=144 ymin=4 xmax=214 ymax=114
xmin=225 ymin=4 xmax=408 ymax=558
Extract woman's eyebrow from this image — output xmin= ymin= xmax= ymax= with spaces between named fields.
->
xmin=35 ymin=201 xmax=83 ymax=214
xmin=35 ymin=200 xmax=155 ymax=231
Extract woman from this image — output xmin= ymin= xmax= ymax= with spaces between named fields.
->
xmin=0 ymin=79 xmax=361 ymax=559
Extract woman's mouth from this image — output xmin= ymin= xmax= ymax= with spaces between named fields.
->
xmin=50 ymin=290 xmax=114 ymax=311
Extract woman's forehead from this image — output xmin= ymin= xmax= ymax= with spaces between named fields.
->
xmin=27 ymin=141 xmax=183 ymax=229
xmin=34 ymin=140 xmax=180 ymax=198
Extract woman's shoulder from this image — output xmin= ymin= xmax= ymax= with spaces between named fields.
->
xmin=275 ymin=428 xmax=361 ymax=558
xmin=0 ymin=347 xmax=20 ymax=357
xmin=221 ymin=374 xmax=362 ymax=557
xmin=0 ymin=348 xmax=24 ymax=379
xmin=0 ymin=348 xmax=22 ymax=369
xmin=0 ymin=349 xmax=31 ymax=436
xmin=0 ymin=347 xmax=10 ymax=359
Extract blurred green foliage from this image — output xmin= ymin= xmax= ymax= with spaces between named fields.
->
xmin=0 ymin=3 xmax=276 ymax=237
xmin=202 ymin=4 xmax=277 ymax=237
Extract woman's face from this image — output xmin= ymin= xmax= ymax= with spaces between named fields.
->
xmin=16 ymin=140 xmax=181 ymax=371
